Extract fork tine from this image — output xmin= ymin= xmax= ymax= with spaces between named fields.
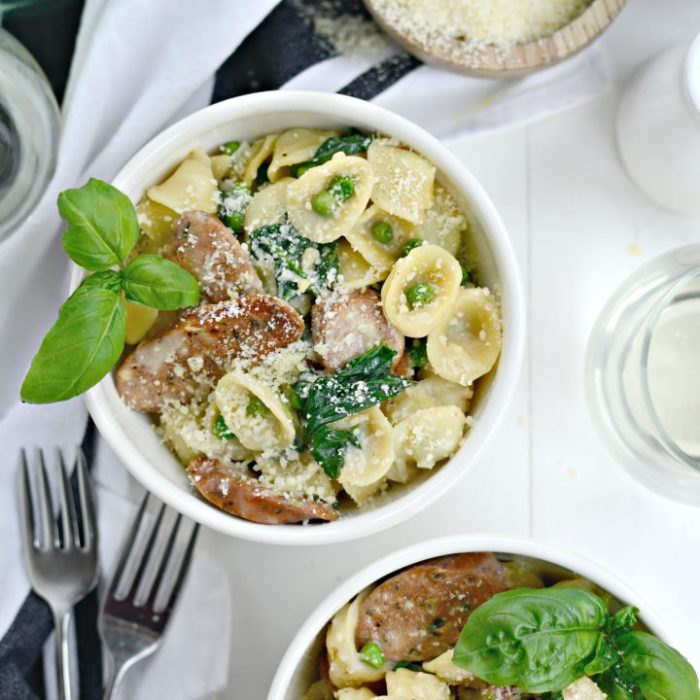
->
xmin=165 ymin=523 xmax=199 ymax=612
xmin=18 ymin=449 xmax=36 ymax=548
xmin=75 ymin=449 xmax=96 ymax=549
xmin=35 ymin=449 xmax=56 ymax=549
xmin=106 ymin=492 xmax=150 ymax=598
xmin=57 ymin=450 xmax=79 ymax=550
xmin=145 ymin=513 xmax=182 ymax=608
xmin=126 ymin=502 xmax=166 ymax=601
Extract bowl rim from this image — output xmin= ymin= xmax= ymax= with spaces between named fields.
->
xmin=267 ymin=534 xmax=676 ymax=699
xmin=76 ymin=90 xmax=525 ymax=545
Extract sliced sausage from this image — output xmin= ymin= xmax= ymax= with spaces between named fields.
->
xmin=187 ymin=456 xmax=338 ymax=524
xmin=163 ymin=210 xmax=262 ymax=302
xmin=311 ymin=290 xmax=405 ymax=373
xmin=116 ymin=295 xmax=304 ymax=412
xmin=355 ymin=553 xmax=510 ymax=662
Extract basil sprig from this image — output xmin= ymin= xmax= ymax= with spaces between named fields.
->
xmin=454 ymin=587 xmax=700 ymax=698
xmin=21 ymin=179 xmax=200 ymax=404
xmin=292 ymin=344 xmax=412 ymax=478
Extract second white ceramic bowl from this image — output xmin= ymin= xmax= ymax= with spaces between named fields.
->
xmin=74 ymin=91 xmax=524 ymax=545
xmin=268 ymin=535 xmax=677 ymax=699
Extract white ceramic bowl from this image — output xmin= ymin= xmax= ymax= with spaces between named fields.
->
xmin=268 ymin=535 xmax=678 ymax=699
xmin=74 ymin=91 xmax=524 ymax=545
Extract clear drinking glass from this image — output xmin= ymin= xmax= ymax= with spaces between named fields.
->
xmin=586 ymin=245 xmax=700 ymax=504
xmin=0 ymin=3 xmax=60 ymax=242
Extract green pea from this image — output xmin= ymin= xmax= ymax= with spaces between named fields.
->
xmin=406 ymin=282 xmax=434 ymax=308
xmin=214 ymin=415 xmax=236 ymax=440
xmin=328 ymin=175 xmax=355 ymax=202
xmin=359 ymin=642 xmax=385 ymax=669
xmin=221 ymin=141 xmax=240 ymax=155
xmin=246 ymin=395 xmax=270 ymax=417
xmin=461 ymin=265 xmax=472 ymax=285
xmin=223 ymin=210 xmax=245 ymax=233
xmin=401 ymin=238 xmax=425 ymax=256
xmin=311 ymin=191 xmax=337 ymax=218
xmin=371 ymin=220 xmax=393 ymax=244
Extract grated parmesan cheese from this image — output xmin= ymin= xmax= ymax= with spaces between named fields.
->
xmin=372 ymin=0 xmax=591 ymax=57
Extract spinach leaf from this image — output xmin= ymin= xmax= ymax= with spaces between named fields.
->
xmin=290 ymin=131 xmax=373 ymax=177
xmin=610 ymin=632 xmax=700 ymax=700
xmin=453 ymin=587 xmax=609 ymax=693
xmin=218 ymin=181 xmax=251 ymax=234
xmin=300 ymin=345 xmax=412 ymax=441
xmin=21 ymin=287 xmax=126 ymax=403
xmin=310 ymin=426 xmax=360 ymax=479
xmin=249 ymin=221 xmax=338 ymax=300
xmin=294 ymin=345 xmax=412 ymax=477
xmin=59 ymin=178 xmax=139 ymax=270
xmin=121 ymin=255 xmax=200 ymax=310
xmin=79 ymin=270 xmax=122 ymax=294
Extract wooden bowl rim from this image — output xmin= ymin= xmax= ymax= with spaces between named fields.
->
xmin=363 ymin=0 xmax=628 ymax=78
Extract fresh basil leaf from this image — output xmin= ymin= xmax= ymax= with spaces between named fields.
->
xmin=613 ymin=631 xmax=700 ymax=700
xmin=121 ymin=255 xmax=200 ymax=310
xmin=290 ymin=131 xmax=373 ymax=176
xmin=584 ymin=634 xmax=618 ymax=676
xmin=608 ymin=606 xmax=638 ymax=635
xmin=311 ymin=426 xmax=360 ymax=478
xmin=59 ymin=178 xmax=139 ymax=270
xmin=301 ymin=345 xmax=412 ymax=440
xmin=453 ymin=587 xmax=609 ymax=693
xmin=79 ymin=270 xmax=122 ymax=294
xmin=21 ymin=287 xmax=126 ymax=403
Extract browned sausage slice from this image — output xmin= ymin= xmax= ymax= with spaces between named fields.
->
xmin=163 ymin=210 xmax=262 ymax=302
xmin=116 ymin=295 xmax=304 ymax=412
xmin=311 ymin=290 xmax=405 ymax=373
xmin=355 ymin=553 xmax=510 ymax=662
xmin=187 ymin=456 xmax=338 ymax=524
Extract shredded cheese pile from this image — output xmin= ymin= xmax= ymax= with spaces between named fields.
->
xmin=373 ymin=0 xmax=591 ymax=54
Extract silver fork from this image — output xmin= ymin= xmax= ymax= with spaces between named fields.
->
xmin=99 ymin=493 xmax=199 ymax=699
xmin=18 ymin=448 xmax=99 ymax=700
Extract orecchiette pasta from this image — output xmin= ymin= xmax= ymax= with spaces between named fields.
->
xmin=159 ymin=399 xmax=251 ymax=464
xmin=335 ymin=689 xmax=376 ymax=700
xmin=381 ymin=244 xmax=462 ymax=337
xmin=345 ymin=204 xmax=413 ymax=272
xmin=393 ymin=405 xmax=466 ymax=470
xmin=267 ymin=128 xmax=337 ymax=182
xmin=333 ymin=407 xmax=394 ymax=489
xmin=214 ymin=370 xmax=295 ymax=451
xmin=385 ymin=668 xmax=451 ymax=700
xmin=147 ymin=149 xmax=219 ymax=214
xmin=287 ymin=153 xmax=374 ymax=243
xmin=254 ymin=452 xmax=338 ymax=503
xmin=210 ymin=153 xmax=233 ymax=181
xmin=244 ymin=177 xmax=292 ymax=231
xmin=383 ymin=375 xmax=473 ymax=425
xmin=422 ymin=649 xmax=476 ymax=685
xmin=336 ymin=240 xmax=386 ymax=290
xmin=242 ymin=133 xmax=279 ymax=185
xmin=427 ymin=287 xmax=502 ymax=386
xmin=327 ymin=590 xmax=386 ymax=687
xmin=367 ymin=142 xmax=435 ymax=224
xmin=413 ymin=183 xmax=465 ymax=256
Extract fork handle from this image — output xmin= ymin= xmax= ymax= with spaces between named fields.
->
xmin=54 ymin=610 xmax=73 ymax=700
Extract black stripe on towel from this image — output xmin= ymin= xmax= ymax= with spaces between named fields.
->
xmin=339 ymin=52 xmax=422 ymax=100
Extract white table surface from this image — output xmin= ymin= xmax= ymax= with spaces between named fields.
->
xmin=138 ymin=90 xmax=699 ymax=696
xmin=87 ymin=11 xmax=700 ymax=699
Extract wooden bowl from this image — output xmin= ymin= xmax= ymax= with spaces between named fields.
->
xmin=363 ymin=0 xmax=628 ymax=77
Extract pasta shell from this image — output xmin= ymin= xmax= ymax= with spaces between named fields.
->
xmin=243 ymin=133 xmax=279 ymax=185
xmin=147 ymin=149 xmax=219 ymax=214
xmin=214 ymin=370 xmax=295 ymax=451
xmin=267 ymin=128 xmax=337 ymax=182
xmin=367 ymin=142 xmax=434 ymax=224
xmin=244 ymin=177 xmax=293 ymax=232
xmin=427 ymin=287 xmax=502 ymax=386
xmin=381 ymin=244 xmax=462 ymax=337
xmin=337 ymin=240 xmax=387 ymax=290
xmin=413 ymin=183 xmax=465 ymax=256
xmin=287 ymin=153 xmax=373 ymax=243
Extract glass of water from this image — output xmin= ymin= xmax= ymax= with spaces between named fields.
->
xmin=0 ymin=5 xmax=60 ymax=242
xmin=586 ymin=246 xmax=700 ymax=505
